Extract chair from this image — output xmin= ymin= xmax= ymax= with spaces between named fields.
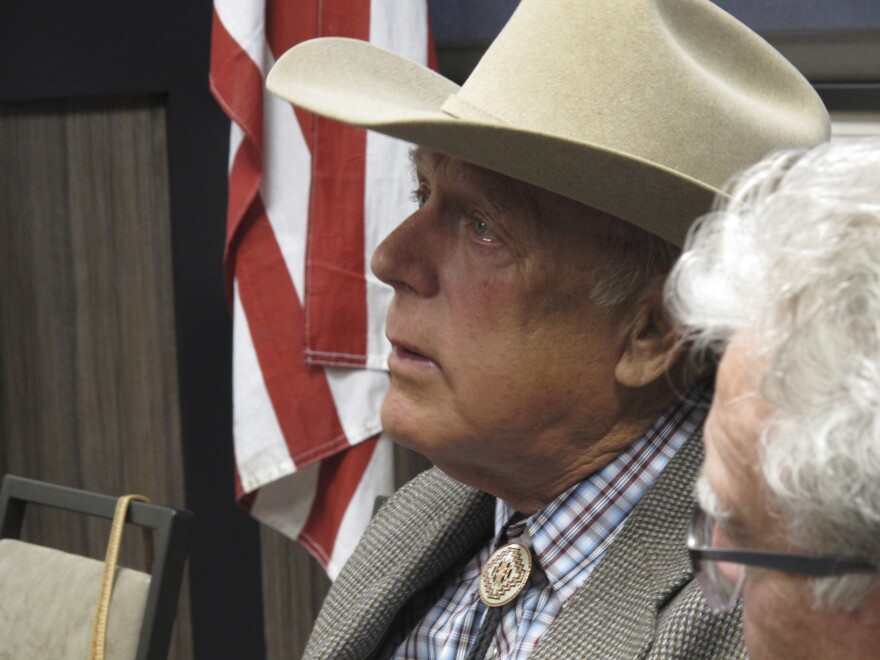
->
xmin=0 ymin=474 xmax=193 ymax=659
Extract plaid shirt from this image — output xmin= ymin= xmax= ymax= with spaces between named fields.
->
xmin=390 ymin=383 xmax=710 ymax=660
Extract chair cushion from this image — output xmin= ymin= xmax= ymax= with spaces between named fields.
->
xmin=0 ymin=539 xmax=150 ymax=659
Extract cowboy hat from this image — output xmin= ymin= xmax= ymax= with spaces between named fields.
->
xmin=267 ymin=0 xmax=829 ymax=246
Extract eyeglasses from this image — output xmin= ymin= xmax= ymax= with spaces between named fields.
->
xmin=687 ymin=506 xmax=879 ymax=612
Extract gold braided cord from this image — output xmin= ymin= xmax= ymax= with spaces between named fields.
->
xmin=88 ymin=494 xmax=150 ymax=660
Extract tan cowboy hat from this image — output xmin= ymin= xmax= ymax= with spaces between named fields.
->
xmin=267 ymin=0 xmax=829 ymax=246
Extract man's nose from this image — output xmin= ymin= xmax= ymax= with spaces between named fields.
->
xmin=370 ymin=211 xmax=439 ymax=298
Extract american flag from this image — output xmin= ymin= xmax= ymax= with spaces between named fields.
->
xmin=210 ymin=0 xmax=433 ymax=578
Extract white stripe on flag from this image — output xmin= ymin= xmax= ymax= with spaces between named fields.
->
xmin=323 ymin=366 xmax=387 ymax=447
xmin=325 ymin=433 xmax=394 ymax=579
xmin=232 ymin=283 xmax=296 ymax=492
xmin=250 ymin=462 xmax=321 ymax=543
xmin=228 ymin=122 xmax=245 ymax=176
xmin=214 ymin=0 xmax=269 ymax=76
xmin=262 ymin=51 xmax=311 ymax=300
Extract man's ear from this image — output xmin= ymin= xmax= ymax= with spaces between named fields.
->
xmin=614 ymin=278 xmax=682 ymax=388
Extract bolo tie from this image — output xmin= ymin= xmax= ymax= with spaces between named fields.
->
xmin=465 ymin=514 xmax=532 ymax=660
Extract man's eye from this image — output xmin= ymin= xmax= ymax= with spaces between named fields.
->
xmin=469 ymin=217 xmax=502 ymax=245
xmin=411 ymin=188 xmax=429 ymax=208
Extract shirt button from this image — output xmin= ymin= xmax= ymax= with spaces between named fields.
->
xmin=486 ymin=642 xmax=497 ymax=659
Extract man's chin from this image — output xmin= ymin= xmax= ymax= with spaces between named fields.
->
xmin=380 ymin=408 xmax=446 ymax=464
xmin=381 ymin=390 xmax=426 ymax=441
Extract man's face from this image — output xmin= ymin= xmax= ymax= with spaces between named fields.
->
xmin=370 ymin=150 xmax=631 ymax=500
xmin=701 ymin=339 xmax=855 ymax=660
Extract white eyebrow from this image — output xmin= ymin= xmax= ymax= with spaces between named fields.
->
xmin=408 ymin=146 xmax=435 ymax=173
xmin=695 ymin=474 xmax=732 ymax=523
xmin=407 ymin=147 xmax=524 ymax=217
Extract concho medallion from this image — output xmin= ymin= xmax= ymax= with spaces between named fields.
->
xmin=478 ymin=541 xmax=532 ymax=607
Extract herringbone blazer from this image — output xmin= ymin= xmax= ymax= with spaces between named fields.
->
xmin=303 ymin=431 xmax=745 ymax=659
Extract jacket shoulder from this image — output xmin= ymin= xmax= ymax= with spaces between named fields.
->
xmin=304 ymin=467 xmax=494 ymax=660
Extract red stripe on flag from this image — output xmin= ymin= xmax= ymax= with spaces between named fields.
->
xmin=427 ymin=9 xmax=438 ymax=71
xmin=223 ymin=139 xmax=265 ymax=299
xmin=237 ymin=486 xmax=257 ymax=512
xmin=209 ymin=10 xmax=264 ymax=150
xmin=298 ymin=435 xmax=380 ymax=566
xmin=301 ymin=0 xmax=371 ymax=365
xmin=319 ymin=0 xmax=371 ymax=38
xmin=209 ymin=9 xmax=266 ymax=300
xmin=303 ymin=120 xmax=370 ymax=365
xmin=235 ymin=195 xmax=351 ymax=465
xmin=265 ymin=0 xmax=319 ymax=60
xmin=265 ymin=0 xmax=319 ymax=155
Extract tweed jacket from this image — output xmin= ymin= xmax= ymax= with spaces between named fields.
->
xmin=303 ymin=431 xmax=745 ymax=659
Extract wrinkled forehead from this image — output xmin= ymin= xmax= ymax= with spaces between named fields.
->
xmin=410 ymin=147 xmax=533 ymax=214
xmin=411 ymin=147 xmax=621 ymax=238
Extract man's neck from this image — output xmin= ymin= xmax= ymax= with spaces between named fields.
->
xmin=492 ymin=381 xmax=699 ymax=514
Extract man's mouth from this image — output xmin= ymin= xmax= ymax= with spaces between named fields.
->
xmin=397 ymin=344 xmax=425 ymax=358
xmin=389 ymin=340 xmax=439 ymax=369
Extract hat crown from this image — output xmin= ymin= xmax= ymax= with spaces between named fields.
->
xmin=445 ymin=0 xmax=828 ymax=193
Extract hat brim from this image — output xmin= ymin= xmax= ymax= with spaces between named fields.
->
xmin=268 ymin=38 xmax=721 ymax=247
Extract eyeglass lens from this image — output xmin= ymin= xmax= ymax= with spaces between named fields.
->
xmin=694 ymin=510 xmax=746 ymax=612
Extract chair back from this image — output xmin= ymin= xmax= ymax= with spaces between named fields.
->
xmin=0 ymin=474 xmax=193 ymax=660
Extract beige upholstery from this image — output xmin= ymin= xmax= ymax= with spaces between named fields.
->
xmin=0 ymin=539 xmax=150 ymax=660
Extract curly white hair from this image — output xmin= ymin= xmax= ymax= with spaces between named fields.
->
xmin=666 ymin=137 xmax=880 ymax=610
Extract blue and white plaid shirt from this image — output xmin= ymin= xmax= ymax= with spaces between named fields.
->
xmin=391 ymin=382 xmax=710 ymax=659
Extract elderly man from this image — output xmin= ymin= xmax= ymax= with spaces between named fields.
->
xmin=267 ymin=0 xmax=829 ymax=657
xmin=667 ymin=137 xmax=880 ymax=659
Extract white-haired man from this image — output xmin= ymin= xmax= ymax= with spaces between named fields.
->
xmin=667 ymin=137 xmax=880 ymax=659
xmin=267 ymin=0 xmax=829 ymax=657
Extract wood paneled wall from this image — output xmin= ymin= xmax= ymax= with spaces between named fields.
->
xmin=0 ymin=96 xmax=192 ymax=658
